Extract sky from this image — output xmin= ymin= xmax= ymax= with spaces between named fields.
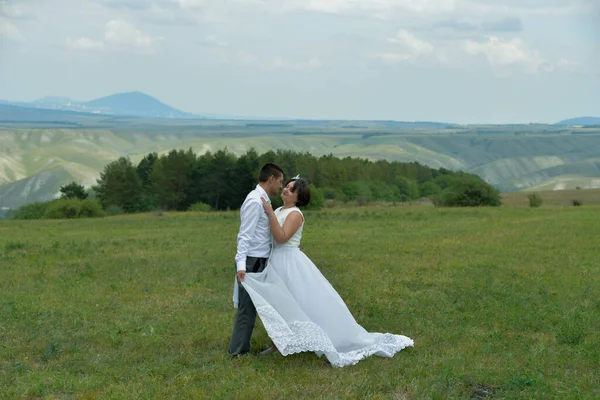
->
xmin=0 ymin=0 xmax=598 ymax=124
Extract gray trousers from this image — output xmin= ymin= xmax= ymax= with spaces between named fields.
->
xmin=228 ymin=256 xmax=268 ymax=356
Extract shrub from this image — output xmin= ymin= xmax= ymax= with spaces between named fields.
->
xmin=322 ymin=187 xmax=348 ymax=202
xmin=43 ymin=199 xmax=82 ymax=219
xmin=79 ymin=199 xmax=106 ymax=218
xmin=188 ymin=202 xmax=212 ymax=212
xmin=305 ymin=184 xmax=324 ymax=210
xmin=11 ymin=201 xmax=51 ymax=220
xmin=528 ymin=194 xmax=543 ymax=208
xmin=356 ymin=195 xmax=370 ymax=206
xmin=433 ymin=176 xmax=501 ymax=207
xmin=105 ymin=205 xmax=124 ymax=216
xmin=324 ymin=199 xmax=342 ymax=209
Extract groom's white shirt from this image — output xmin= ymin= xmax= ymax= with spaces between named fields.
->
xmin=235 ymin=184 xmax=272 ymax=272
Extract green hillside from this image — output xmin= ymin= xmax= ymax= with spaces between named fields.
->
xmin=1 ymin=206 xmax=599 ymax=398
xmin=1 ymin=119 xmax=599 ymax=208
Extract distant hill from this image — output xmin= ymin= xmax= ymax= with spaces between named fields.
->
xmin=0 ymin=99 xmax=458 ymax=128
xmin=0 ymin=92 xmax=200 ymax=120
xmin=0 ymin=104 xmax=100 ymax=125
xmin=555 ymin=117 xmax=600 ymax=126
xmin=2 ymin=121 xmax=600 ymax=209
xmin=84 ymin=91 xmax=196 ymax=119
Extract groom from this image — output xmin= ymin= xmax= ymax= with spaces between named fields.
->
xmin=229 ymin=162 xmax=284 ymax=357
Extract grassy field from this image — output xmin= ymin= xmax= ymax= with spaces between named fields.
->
xmin=1 ymin=205 xmax=599 ymax=399
xmin=501 ymin=188 xmax=600 ymax=207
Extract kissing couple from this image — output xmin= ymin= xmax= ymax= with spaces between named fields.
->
xmin=228 ymin=163 xmax=414 ymax=367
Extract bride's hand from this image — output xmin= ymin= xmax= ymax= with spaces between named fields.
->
xmin=261 ymin=197 xmax=274 ymax=214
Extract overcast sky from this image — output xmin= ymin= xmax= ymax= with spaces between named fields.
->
xmin=0 ymin=0 xmax=598 ymax=123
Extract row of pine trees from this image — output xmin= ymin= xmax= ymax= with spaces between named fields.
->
xmin=89 ymin=147 xmax=499 ymax=212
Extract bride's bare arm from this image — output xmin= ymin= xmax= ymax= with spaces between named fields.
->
xmin=261 ymin=198 xmax=303 ymax=244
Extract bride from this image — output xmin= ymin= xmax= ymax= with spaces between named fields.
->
xmin=241 ymin=176 xmax=414 ymax=367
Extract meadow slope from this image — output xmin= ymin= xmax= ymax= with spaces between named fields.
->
xmin=1 ymin=205 xmax=599 ymax=398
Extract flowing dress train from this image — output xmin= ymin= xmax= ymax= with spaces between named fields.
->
xmin=241 ymin=206 xmax=414 ymax=367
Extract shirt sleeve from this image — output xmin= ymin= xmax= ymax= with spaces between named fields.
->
xmin=235 ymin=199 xmax=262 ymax=272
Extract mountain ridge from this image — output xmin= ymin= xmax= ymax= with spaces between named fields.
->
xmin=0 ymin=92 xmax=200 ymax=119
xmin=2 ymin=91 xmax=597 ymax=125
xmin=555 ymin=116 xmax=600 ymax=126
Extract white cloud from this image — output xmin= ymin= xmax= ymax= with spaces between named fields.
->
xmin=464 ymin=36 xmax=544 ymax=73
xmin=169 ymin=0 xmax=457 ymax=19
xmin=0 ymin=1 xmax=27 ymax=18
xmin=66 ymin=37 xmax=105 ymax=51
xmin=104 ymin=20 xmax=154 ymax=49
xmin=462 ymin=0 xmax=592 ymax=16
xmin=66 ymin=20 xmax=159 ymax=54
xmin=388 ymin=29 xmax=434 ymax=54
xmin=291 ymin=0 xmax=456 ymax=14
xmin=370 ymin=29 xmax=434 ymax=63
xmin=368 ymin=29 xmax=571 ymax=74
xmin=0 ymin=18 xmax=25 ymax=41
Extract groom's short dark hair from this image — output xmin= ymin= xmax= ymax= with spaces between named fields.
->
xmin=258 ymin=163 xmax=284 ymax=182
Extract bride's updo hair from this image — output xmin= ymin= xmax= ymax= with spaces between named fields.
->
xmin=286 ymin=177 xmax=311 ymax=207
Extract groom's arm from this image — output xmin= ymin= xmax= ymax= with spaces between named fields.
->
xmin=234 ymin=199 xmax=262 ymax=281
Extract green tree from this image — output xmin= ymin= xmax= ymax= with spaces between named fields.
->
xmin=395 ymin=176 xmax=419 ymax=201
xmin=420 ymin=181 xmax=442 ymax=198
xmin=150 ymin=148 xmax=197 ymax=211
xmin=59 ymin=181 xmax=88 ymax=200
xmin=194 ymin=148 xmax=237 ymax=211
xmin=136 ymin=152 xmax=158 ymax=189
xmin=135 ymin=152 xmax=159 ymax=211
xmin=305 ymin=184 xmax=325 ymax=210
xmin=434 ymin=174 xmax=456 ymax=189
xmin=342 ymin=181 xmax=372 ymax=201
xmin=93 ymin=157 xmax=143 ymax=213
xmin=369 ymin=182 xmax=401 ymax=202
xmin=231 ymin=148 xmax=260 ymax=209
xmin=433 ymin=176 xmax=501 ymax=207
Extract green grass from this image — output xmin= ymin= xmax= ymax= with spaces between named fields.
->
xmin=1 ymin=206 xmax=599 ymax=399
xmin=501 ymin=188 xmax=600 ymax=207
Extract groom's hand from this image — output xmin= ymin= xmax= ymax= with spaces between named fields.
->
xmin=237 ymin=271 xmax=246 ymax=282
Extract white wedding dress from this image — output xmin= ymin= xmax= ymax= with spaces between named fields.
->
xmin=241 ymin=206 xmax=414 ymax=367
